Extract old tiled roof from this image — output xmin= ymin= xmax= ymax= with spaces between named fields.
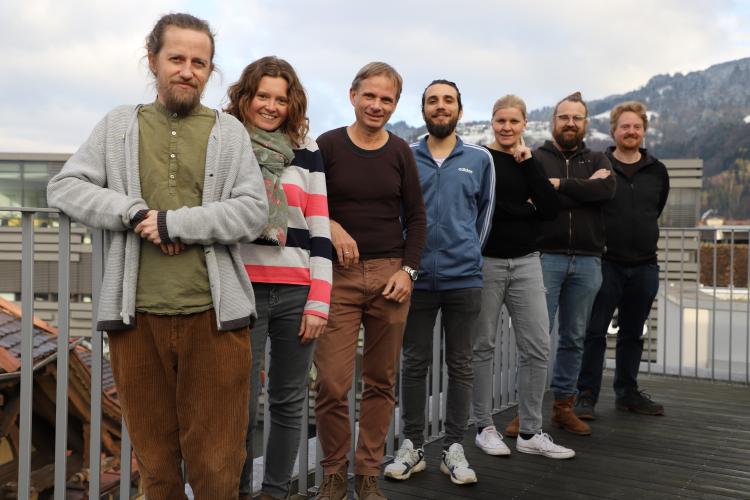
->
xmin=0 ymin=309 xmax=58 ymax=374
xmin=0 ymin=297 xmax=117 ymax=394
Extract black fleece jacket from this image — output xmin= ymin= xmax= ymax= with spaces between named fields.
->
xmin=535 ymin=140 xmax=615 ymax=256
xmin=602 ymin=147 xmax=670 ymax=265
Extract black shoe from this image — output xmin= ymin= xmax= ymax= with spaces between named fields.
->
xmin=575 ymin=391 xmax=596 ymax=420
xmin=615 ymin=390 xmax=664 ymax=416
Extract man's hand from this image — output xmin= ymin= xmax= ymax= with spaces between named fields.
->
xmin=382 ymin=270 xmax=413 ymax=303
xmin=589 ymin=168 xmax=611 ymax=180
xmin=330 ymin=220 xmax=359 ymax=268
xmin=160 ymin=242 xmax=186 ymax=256
xmin=135 ymin=210 xmax=161 ymax=244
xmin=549 ymin=178 xmax=561 ymax=190
xmin=299 ymin=314 xmax=327 ymax=344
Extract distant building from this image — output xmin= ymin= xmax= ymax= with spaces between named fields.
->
xmin=0 ymin=153 xmax=95 ymax=337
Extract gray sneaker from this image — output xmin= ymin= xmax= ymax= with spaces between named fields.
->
xmin=384 ymin=439 xmax=426 ymax=480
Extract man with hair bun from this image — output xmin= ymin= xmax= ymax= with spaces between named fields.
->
xmin=576 ymin=100 xmax=669 ymax=419
xmin=47 ymin=13 xmax=268 ymax=499
xmin=534 ymin=91 xmax=615 ymax=437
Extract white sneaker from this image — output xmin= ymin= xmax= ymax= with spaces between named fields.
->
xmin=440 ymin=443 xmax=477 ymax=485
xmin=474 ymin=425 xmax=511 ymax=456
xmin=384 ymin=439 xmax=426 ymax=480
xmin=516 ymin=431 xmax=575 ymax=459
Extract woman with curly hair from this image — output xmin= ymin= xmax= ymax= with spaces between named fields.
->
xmin=226 ymin=56 xmax=332 ymax=500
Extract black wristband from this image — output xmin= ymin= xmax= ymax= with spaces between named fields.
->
xmin=130 ymin=209 xmax=149 ymax=228
xmin=157 ymin=211 xmax=173 ymax=244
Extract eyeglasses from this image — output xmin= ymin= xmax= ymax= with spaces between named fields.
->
xmin=556 ymin=114 xmax=586 ymax=124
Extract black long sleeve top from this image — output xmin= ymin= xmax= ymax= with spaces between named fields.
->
xmin=482 ymin=147 xmax=559 ymax=258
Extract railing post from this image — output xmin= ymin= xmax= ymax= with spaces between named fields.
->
xmin=54 ymin=214 xmax=71 ymax=499
xmin=18 ymin=211 xmax=35 ymax=499
xmin=119 ymin=423 xmax=132 ymax=499
xmin=729 ymin=230 xmax=735 ymax=381
xmin=429 ymin=314 xmax=441 ymax=439
xmin=711 ymin=231 xmax=718 ymax=380
xmin=88 ymin=229 xmax=104 ymax=498
xmin=678 ymin=230 xmax=685 ymax=377
xmin=668 ymin=229 xmax=669 ymax=375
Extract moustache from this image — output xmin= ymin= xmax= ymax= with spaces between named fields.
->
xmin=170 ymin=79 xmax=198 ymax=89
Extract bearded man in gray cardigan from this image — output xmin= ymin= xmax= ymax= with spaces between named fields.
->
xmin=47 ymin=13 xmax=267 ymax=500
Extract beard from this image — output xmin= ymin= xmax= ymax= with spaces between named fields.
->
xmin=425 ymin=114 xmax=459 ymax=139
xmin=160 ymin=79 xmax=202 ymax=117
xmin=553 ymin=125 xmax=585 ymax=150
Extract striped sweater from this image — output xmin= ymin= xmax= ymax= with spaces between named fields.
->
xmin=241 ymin=136 xmax=333 ymax=319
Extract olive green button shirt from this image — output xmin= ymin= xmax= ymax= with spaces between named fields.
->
xmin=135 ymin=100 xmax=216 ymax=314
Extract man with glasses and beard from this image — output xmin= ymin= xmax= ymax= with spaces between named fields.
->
xmin=534 ymin=91 xmax=615 ymax=437
xmin=384 ymin=80 xmax=494 ymax=485
xmin=47 ymin=13 xmax=268 ymax=499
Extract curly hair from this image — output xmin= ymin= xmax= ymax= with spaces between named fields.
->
xmin=225 ymin=56 xmax=308 ymax=146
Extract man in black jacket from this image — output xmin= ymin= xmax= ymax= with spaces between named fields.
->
xmin=576 ymin=101 xmax=669 ymax=418
xmin=535 ymin=92 xmax=615 ymax=436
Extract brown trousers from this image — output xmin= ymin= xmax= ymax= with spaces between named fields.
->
xmin=314 ymin=258 xmax=410 ymax=476
xmin=108 ymin=309 xmax=251 ymax=499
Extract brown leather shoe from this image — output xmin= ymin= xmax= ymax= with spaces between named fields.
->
xmin=552 ymin=396 xmax=591 ymax=435
xmin=354 ymin=474 xmax=387 ymax=500
xmin=504 ymin=415 xmax=519 ymax=438
xmin=315 ymin=469 xmax=347 ymax=500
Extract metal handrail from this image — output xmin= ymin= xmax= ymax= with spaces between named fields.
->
xmin=4 ymin=205 xmax=747 ymax=498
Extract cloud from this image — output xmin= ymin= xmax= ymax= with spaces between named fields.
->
xmin=1 ymin=0 xmax=748 ymax=151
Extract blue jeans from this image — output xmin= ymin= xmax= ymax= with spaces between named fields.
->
xmin=239 ymin=283 xmax=315 ymax=498
xmin=578 ymin=261 xmax=659 ymax=401
xmin=541 ymin=253 xmax=602 ymax=398
xmin=401 ymin=288 xmax=481 ymax=447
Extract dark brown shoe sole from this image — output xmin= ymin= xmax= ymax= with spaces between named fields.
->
xmin=576 ymin=412 xmax=596 ymax=421
xmin=615 ymin=403 xmax=665 ymax=416
xmin=552 ymin=420 xmax=592 ymax=436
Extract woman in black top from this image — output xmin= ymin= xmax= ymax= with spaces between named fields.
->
xmin=471 ymin=95 xmax=574 ymax=459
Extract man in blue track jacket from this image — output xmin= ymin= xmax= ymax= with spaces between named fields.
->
xmin=384 ymin=80 xmax=495 ymax=486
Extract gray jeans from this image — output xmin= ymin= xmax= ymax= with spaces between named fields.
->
xmin=239 ymin=283 xmax=315 ymax=498
xmin=471 ymin=254 xmax=550 ymax=434
xmin=401 ymin=288 xmax=481 ymax=448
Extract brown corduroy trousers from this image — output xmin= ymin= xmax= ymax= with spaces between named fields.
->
xmin=108 ymin=309 xmax=251 ymax=499
xmin=314 ymin=258 xmax=410 ymax=476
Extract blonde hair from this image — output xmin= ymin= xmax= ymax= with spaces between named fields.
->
xmin=610 ymin=101 xmax=648 ymax=137
xmin=492 ymin=94 xmax=527 ymax=120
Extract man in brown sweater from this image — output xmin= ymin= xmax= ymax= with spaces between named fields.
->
xmin=313 ymin=62 xmax=426 ymax=500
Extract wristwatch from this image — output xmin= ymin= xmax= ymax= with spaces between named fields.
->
xmin=401 ymin=265 xmax=419 ymax=281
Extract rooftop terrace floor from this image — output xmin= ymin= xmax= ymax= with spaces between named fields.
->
xmin=378 ymin=373 xmax=750 ymax=500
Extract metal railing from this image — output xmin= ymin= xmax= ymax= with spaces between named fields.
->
xmin=638 ymin=226 xmax=750 ymax=384
xmin=4 ymin=206 xmax=748 ymax=497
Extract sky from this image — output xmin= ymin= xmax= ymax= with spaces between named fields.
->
xmin=1 ymin=0 xmax=749 ymax=153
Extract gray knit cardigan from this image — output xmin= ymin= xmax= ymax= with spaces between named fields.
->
xmin=47 ymin=105 xmax=269 ymax=331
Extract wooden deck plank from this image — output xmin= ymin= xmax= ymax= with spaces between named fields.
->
xmin=379 ymin=373 xmax=750 ymax=499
